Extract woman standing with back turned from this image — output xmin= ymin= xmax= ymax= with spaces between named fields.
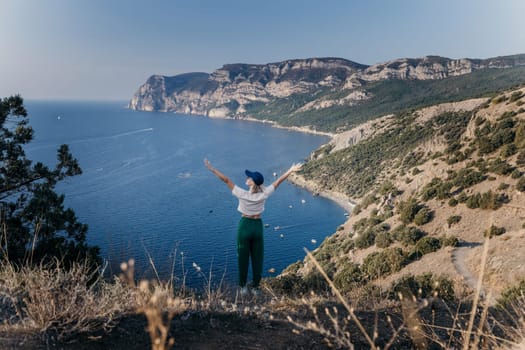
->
xmin=204 ymin=159 xmax=303 ymax=296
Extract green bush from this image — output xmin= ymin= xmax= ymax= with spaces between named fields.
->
xmin=500 ymin=144 xmax=517 ymax=157
xmin=397 ymin=197 xmax=422 ymax=224
xmin=412 ymin=167 xmax=422 ymax=175
xmin=375 ymin=231 xmax=393 ymax=248
xmin=516 ymin=150 xmax=525 ymax=165
xmin=492 ymin=95 xmax=507 ymax=104
xmin=451 ymin=168 xmax=487 ymax=188
xmin=484 ymin=225 xmax=506 ymax=238
xmin=497 ymin=279 xmax=525 ymax=308
xmin=466 ymin=191 xmax=509 ymax=210
xmin=390 ymin=273 xmax=455 ymax=302
xmin=355 ymin=228 xmax=377 ymax=249
xmin=488 ymin=158 xmax=514 ymax=175
xmin=509 ymin=91 xmax=524 ymax=103
xmin=282 ymin=261 xmax=304 ymax=274
xmin=362 ymin=248 xmax=407 ymax=279
xmin=517 ymin=177 xmax=525 ymax=192
xmin=378 ymin=181 xmax=402 ymax=196
xmin=393 ymin=225 xmax=426 ymax=246
xmin=440 ymin=235 xmax=459 ymax=247
xmin=413 ymin=207 xmax=433 ymax=226
xmin=267 ymin=273 xmax=308 ymax=295
xmin=447 ymin=215 xmax=462 ymax=227
xmin=497 ymin=183 xmax=510 ymax=191
xmin=421 ymin=178 xmax=452 ymax=201
xmin=411 ymin=236 xmax=442 ymax=259
xmin=303 ymin=271 xmax=331 ymax=293
xmin=511 ymin=169 xmax=523 ymax=179
xmin=333 ymin=262 xmax=364 ymax=292
xmin=448 ymin=197 xmax=459 ymax=207
xmin=457 ymin=192 xmax=468 ymax=203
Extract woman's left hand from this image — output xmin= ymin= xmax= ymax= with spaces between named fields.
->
xmin=204 ymin=158 xmax=213 ymax=170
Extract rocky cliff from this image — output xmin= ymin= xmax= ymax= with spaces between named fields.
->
xmin=129 ymin=54 xmax=525 ymax=119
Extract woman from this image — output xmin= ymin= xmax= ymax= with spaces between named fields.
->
xmin=204 ymin=159 xmax=303 ymax=295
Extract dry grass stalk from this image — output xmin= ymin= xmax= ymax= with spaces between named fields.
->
xmin=301 ymin=249 xmax=380 ymax=349
xmin=398 ymin=292 xmax=427 ymax=349
xmin=120 ymin=259 xmax=187 ymax=350
xmin=463 ymin=234 xmax=491 ymax=350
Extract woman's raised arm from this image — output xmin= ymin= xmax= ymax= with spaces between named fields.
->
xmin=272 ymin=163 xmax=303 ymax=189
xmin=204 ymin=159 xmax=235 ymax=190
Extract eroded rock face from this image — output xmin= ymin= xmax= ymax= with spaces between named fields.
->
xmin=129 ymin=55 xmax=525 ymax=117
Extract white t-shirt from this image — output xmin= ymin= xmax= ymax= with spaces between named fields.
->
xmin=232 ymin=184 xmax=275 ymax=216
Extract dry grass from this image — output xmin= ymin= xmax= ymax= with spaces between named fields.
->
xmin=281 ymin=234 xmax=525 ymax=350
xmin=0 ymin=259 xmax=134 ymax=340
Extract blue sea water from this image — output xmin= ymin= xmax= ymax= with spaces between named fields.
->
xmin=24 ymin=100 xmax=346 ymax=288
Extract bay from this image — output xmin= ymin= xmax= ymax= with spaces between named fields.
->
xmin=24 ymin=100 xmax=346 ymax=288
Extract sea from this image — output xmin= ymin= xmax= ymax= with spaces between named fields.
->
xmin=23 ymin=100 xmax=346 ymax=288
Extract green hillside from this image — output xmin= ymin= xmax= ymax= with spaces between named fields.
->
xmin=244 ymin=66 xmax=525 ymax=132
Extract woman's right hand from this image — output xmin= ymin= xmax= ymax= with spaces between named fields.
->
xmin=288 ymin=162 xmax=303 ymax=173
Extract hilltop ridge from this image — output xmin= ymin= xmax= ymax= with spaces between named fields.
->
xmin=129 ymin=54 xmax=525 ymax=132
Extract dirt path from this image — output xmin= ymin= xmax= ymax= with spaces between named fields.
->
xmin=451 ymin=241 xmax=496 ymax=305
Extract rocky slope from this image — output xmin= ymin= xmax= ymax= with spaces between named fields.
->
xmin=287 ymin=86 xmax=525 ymax=303
xmin=129 ymin=55 xmax=525 ymax=123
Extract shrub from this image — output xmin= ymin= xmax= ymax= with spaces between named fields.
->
xmin=500 ymin=143 xmax=517 ymax=157
xmin=517 ymin=151 xmax=525 ymax=166
xmin=509 ymin=91 xmax=524 ymax=102
xmin=413 ymin=207 xmax=433 ymax=226
xmin=466 ymin=191 xmax=509 ymax=210
xmin=390 ymin=273 xmax=455 ymax=302
xmin=412 ymin=167 xmax=422 ymax=175
xmin=303 ymin=271 xmax=330 ymax=293
xmin=397 ymin=197 xmax=422 ymax=224
xmin=375 ymin=231 xmax=393 ymax=248
xmin=440 ymin=235 xmax=459 ymax=247
xmin=457 ymin=192 xmax=468 ymax=203
xmin=378 ymin=181 xmax=402 ymax=196
xmin=484 ymin=225 xmax=506 ymax=238
xmin=452 ymin=168 xmax=486 ymax=188
xmin=492 ymin=95 xmax=507 ymax=104
xmin=282 ymin=261 xmax=304 ymax=275
xmin=362 ymin=248 xmax=407 ymax=279
xmin=421 ymin=178 xmax=452 ymax=201
xmin=333 ymin=262 xmax=364 ymax=292
xmin=393 ymin=225 xmax=426 ymax=246
xmin=268 ymin=273 xmax=308 ymax=295
xmin=411 ymin=236 xmax=442 ymax=259
xmin=498 ymin=183 xmax=510 ymax=191
xmin=497 ymin=279 xmax=525 ymax=308
xmin=447 ymin=215 xmax=462 ymax=227
xmin=517 ymin=177 xmax=525 ymax=192
xmin=489 ymin=158 xmax=514 ymax=175
xmin=511 ymin=169 xmax=523 ymax=179
xmin=355 ymin=228 xmax=377 ymax=249
xmin=448 ymin=197 xmax=458 ymax=207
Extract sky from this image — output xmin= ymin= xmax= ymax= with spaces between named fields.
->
xmin=1 ymin=0 xmax=524 ymax=101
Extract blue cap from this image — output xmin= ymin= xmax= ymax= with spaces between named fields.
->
xmin=245 ymin=170 xmax=264 ymax=186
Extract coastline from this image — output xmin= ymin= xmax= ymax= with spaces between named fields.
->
xmin=288 ymin=173 xmax=356 ymax=214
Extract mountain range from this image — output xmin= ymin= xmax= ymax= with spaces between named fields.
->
xmin=129 ymin=54 xmax=525 ymax=132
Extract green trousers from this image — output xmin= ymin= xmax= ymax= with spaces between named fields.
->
xmin=237 ymin=217 xmax=264 ymax=288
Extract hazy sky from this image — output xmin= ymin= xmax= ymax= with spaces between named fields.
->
xmin=1 ymin=0 xmax=524 ymax=101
